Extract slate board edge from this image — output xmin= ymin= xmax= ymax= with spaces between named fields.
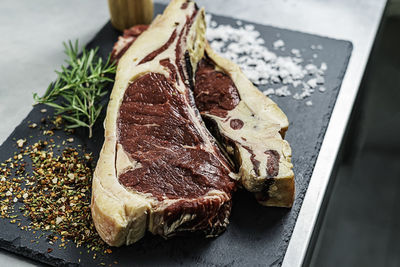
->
xmin=283 ymin=38 xmax=353 ymax=264
xmin=206 ymin=9 xmax=354 ymax=50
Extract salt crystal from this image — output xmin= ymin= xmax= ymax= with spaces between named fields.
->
xmin=40 ymin=109 xmax=47 ymax=113
xmin=16 ymin=139 xmax=25 ymax=148
xmin=5 ymin=191 xmax=12 ymax=196
xmin=23 ymin=193 xmax=28 ymax=199
xmin=311 ymin=45 xmax=316 ymax=50
xmin=307 ymin=78 xmax=318 ymax=89
xmin=316 ymin=76 xmax=325 ymax=84
xmin=320 ymin=62 xmax=328 ymax=71
xmin=293 ymin=82 xmax=314 ymax=100
xmin=273 ymin=39 xmax=285 ymax=49
xmin=236 ymin=20 xmax=243 ymax=26
xmin=56 ymin=217 xmax=63 ymax=224
xmin=13 ymin=197 xmax=18 ymax=203
xmin=292 ymin=80 xmax=302 ymax=88
xmin=67 ymin=138 xmax=74 ymax=143
xmin=291 ymin=49 xmax=301 ymax=57
xmin=244 ymin=24 xmax=255 ymax=31
xmin=317 ymin=44 xmax=323 ymax=50
xmin=293 ymin=93 xmax=301 ymax=100
xmin=52 ymin=178 xmax=58 ymax=184
xmin=292 ymin=57 xmax=303 ymax=64
xmin=263 ymin=88 xmax=275 ymax=96
xmin=275 ymin=86 xmax=292 ymax=96
xmin=1 ymin=177 xmax=5 ymax=182
xmin=306 ymin=100 xmax=313 ymax=106
xmin=319 ymin=86 xmax=327 ymax=92
xmin=313 ymin=54 xmax=318 ymax=59
xmin=67 ymin=173 xmax=74 ymax=180
xmin=305 ymin=64 xmax=318 ymax=74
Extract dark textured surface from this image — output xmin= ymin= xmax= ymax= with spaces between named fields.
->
xmin=0 ymin=4 xmax=352 ymax=266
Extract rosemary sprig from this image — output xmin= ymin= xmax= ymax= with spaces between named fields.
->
xmin=33 ymin=40 xmax=116 ymax=138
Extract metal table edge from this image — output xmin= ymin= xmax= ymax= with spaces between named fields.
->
xmin=281 ymin=3 xmax=388 ymax=266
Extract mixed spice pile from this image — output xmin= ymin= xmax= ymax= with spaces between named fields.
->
xmin=0 ymin=114 xmax=112 ymax=260
xmin=0 ymin=41 xmax=117 ymax=263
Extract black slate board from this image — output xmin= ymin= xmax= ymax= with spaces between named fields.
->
xmin=0 ymin=4 xmax=352 ymax=266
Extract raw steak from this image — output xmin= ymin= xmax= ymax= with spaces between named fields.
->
xmin=194 ymin=46 xmax=294 ymax=207
xmin=110 ymin=9 xmax=294 ymax=208
xmin=91 ymin=0 xmax=236 ymax=246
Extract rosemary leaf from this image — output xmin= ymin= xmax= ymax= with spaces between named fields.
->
xmin=34 ymin=40 xmax=116 ymax=138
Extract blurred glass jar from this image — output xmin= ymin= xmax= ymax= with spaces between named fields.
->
xmin=108 ymin=0 xmax=154 ymax=31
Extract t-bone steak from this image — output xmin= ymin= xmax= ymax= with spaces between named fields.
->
xmin=195 ymin=45 xmax=294 ymax=207
xmin=92 ymin=0 xmax=294 ymax=246
xmin=109 ymin=6 xmax=294 ymax=208
xmin=91 ymin=0 xmax=236 ymax=246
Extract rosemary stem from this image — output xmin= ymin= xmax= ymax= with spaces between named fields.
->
xmin=33 ymin=40 xmax=116 ymax=138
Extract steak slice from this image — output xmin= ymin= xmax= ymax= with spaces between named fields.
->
xmin=110 ymin=12 xmax=294 ymax=207
xmin=91 ymin=0 xmax=235 ymax=246
xmin=194 ymin=46 xmax=294 ymax=207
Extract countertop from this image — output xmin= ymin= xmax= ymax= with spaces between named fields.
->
xmin=0 ymin=0 xmax=386 ymax=266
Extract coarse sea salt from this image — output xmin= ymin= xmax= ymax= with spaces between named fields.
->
xmin=263 ymin=88 xmax=275 ymax=96
xmin=273 ymin=40 xmax=285 ymax=49
xmin=205 ymin=14 xmax=328 ymax=105
xmin=291 ymin=49 xmax=301 ymax=57
xmin=274 ymin=86 xmax=292 ymax=97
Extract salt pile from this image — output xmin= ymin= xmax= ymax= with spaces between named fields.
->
xmin=205 ymin=14 xmax=327 ymax=105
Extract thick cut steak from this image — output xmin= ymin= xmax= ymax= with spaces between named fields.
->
xmin=110 ymin=10 xmax=294 ymax=208
xmin=91 ymin=0 xmax=235 ymax=246
xmin=194 ymin=46 xmax=294 ymax=207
